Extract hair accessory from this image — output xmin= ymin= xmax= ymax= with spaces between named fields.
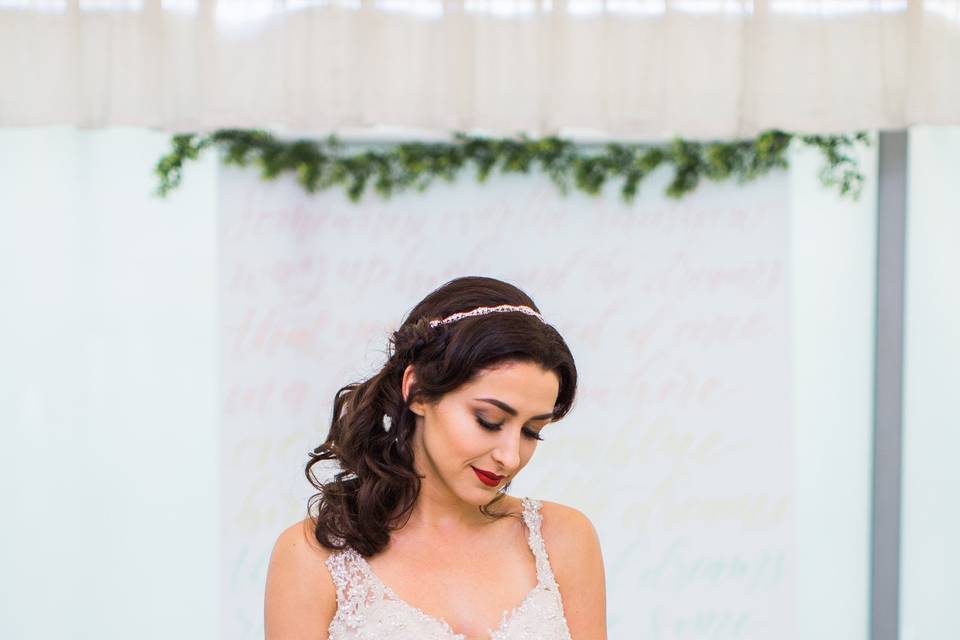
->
xmin=428 ymin=304 xmax=545 ymax=328
xmin=382 ymin=414 xmax=393 ymax=432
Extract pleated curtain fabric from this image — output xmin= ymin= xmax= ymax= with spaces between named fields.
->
xmin=1 ymin=0 xmax=958 ymax=138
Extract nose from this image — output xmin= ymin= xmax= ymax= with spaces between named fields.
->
xmin=491 ymin=428 xmax=521 ymax=474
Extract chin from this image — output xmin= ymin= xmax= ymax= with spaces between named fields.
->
xmin=456 ymin=478 xmax=501 ymax=505
xmin=462 ymin=487 xmax=497 ymax=506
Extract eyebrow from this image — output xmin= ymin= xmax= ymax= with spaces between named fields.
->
xmin=474 ymin=398 xmax=554 ymax=421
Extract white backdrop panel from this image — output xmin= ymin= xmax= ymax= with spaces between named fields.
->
xmin=218 ymin=167 xmax=794 ymax=640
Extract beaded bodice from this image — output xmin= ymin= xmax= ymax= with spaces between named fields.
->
xmin=324 ymin=497 xmax=572 ymax=640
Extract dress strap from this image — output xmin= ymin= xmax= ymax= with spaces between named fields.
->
xmin=324 ymin=547 xmax=381 ymax=630
xmin=520 ymin=497 xmax=559 ymax=589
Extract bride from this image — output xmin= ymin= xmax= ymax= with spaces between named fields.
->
xmin=265 ymin=276 xmax=607 ymax=639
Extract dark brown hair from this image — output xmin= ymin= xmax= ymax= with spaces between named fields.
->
xmin=305 ymin=276 xmax=578 ymax=557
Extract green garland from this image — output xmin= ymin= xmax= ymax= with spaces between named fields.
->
xmin=154 ymin=129 xmax=869 ymax=203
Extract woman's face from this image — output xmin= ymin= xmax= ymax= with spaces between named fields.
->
xmin=405 ymin=360 xmax=560 ymax=506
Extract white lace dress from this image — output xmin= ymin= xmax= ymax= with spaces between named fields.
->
xmin=324 ymin=497 xmax=572 ymax=640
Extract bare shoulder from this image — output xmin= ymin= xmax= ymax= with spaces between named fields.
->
xmin=537 ymin=500 xmax=607 ymax=640
xmin=264 ymin=517 xmax=338 ymax=640
xmin=537 ymin=500 xmax=602 ymax=556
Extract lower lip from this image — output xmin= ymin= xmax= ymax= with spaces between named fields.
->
xmin=472 ymin=467 xmax=502 ymax=487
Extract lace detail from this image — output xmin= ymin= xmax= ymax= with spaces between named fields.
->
xmin=518 ymin=498 xmax=558 ymax=590
xmin=324 ymin=497 xmax=571 ymax=640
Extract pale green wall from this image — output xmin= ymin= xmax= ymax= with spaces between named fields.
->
xmin=0 ymin=127 xmax=219 ymax=639
xmin=900 ymin=126 xmax=960 ymax=640
xmin=789 ymin=139 xmax=877 ymax=640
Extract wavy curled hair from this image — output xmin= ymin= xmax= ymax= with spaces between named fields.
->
xmin=305 ymin=276 xmax=578 ymax=557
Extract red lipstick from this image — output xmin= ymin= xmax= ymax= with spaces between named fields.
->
xmin=471 ymin=466 xmax=503 ymax=487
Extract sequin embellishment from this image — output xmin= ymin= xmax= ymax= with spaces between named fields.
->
xmin=324 ymin=497 xmax=572 ymax=640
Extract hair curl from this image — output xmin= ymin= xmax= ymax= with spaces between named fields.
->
xmin=305 ymin=276 xmax=578 ymax=557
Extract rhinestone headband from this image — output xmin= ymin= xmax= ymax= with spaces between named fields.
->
xmin=428 ymin=304 xmax=545 ymax=328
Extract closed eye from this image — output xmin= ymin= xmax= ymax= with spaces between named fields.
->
xmin=476 ymin=416 xmax=544 ymax=441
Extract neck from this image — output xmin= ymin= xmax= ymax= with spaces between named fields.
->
xmin=406 ymin=479 xmax=494 ymax=534
xmin=404 ymin=430 xmax=495 ymax=534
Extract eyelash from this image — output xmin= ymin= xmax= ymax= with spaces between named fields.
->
xmin=476 ymin=417 xmax=544 ymax=441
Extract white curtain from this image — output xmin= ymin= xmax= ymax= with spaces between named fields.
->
xmin=1 ymin=0 xmax=958 ymax=139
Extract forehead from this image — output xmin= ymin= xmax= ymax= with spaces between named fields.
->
xmin=453 ymin=361 xmax=559 ymax=413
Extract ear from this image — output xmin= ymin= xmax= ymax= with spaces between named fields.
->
xmin=402 ymin=364 xmax=425 ymax=417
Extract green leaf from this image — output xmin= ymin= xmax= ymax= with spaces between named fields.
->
xmin=153 ymin=128 xmax=869 ymax=203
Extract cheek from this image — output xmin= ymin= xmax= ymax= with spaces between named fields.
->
xmin=425 ymin=408 xmax=479 ymax=459
xmin=445 ymin=417 xmax=488 ymax=457
xmin=516 ymin=440 xmax=538 ymax=470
